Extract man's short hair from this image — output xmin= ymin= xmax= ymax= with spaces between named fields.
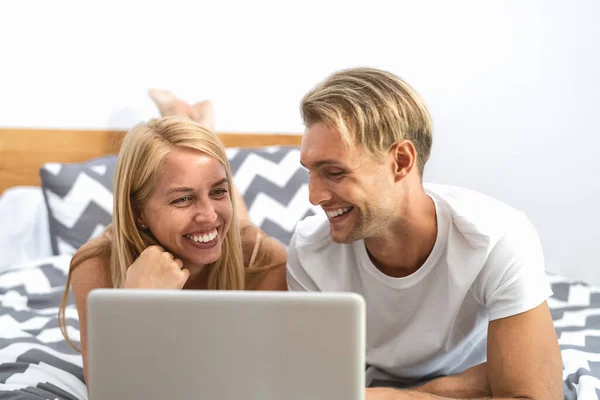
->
xmin=301 ymin=67 xmax=433 ymax=176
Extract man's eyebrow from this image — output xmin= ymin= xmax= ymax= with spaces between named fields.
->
xmin=300 ymin=159 xmax=345 ymax=169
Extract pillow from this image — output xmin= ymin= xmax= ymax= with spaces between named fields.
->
xmin=40 ymin=147 xmax=315 ymax=256
xmin=227 ymin=146 xmax=318 ymax=246
xmin=0 ymin=186 xmax=53 ymax=271
xmin=40 ymin=155 xmax=118 ymax=255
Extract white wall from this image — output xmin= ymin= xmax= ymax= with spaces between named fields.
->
xmin=1 ymin=0 xmax=599 ymax=284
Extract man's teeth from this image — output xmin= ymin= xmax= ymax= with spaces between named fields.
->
xmin=186 ymin=229 xmax=218 ymax=243
xmin=326 ymin=207 xmax=352 ymax=218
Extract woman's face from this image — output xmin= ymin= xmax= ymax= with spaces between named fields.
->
xmin=138 ymin=147 xmax=233 ymax=268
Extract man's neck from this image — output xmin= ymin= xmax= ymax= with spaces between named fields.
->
xmin=364 ymin=186 xmax=437 ymax=278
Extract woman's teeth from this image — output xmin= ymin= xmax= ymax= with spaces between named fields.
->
xmin=185 ymin=229 xmax=218 ymax=243
xmin=326 ymin=207 xmax=352 ymax=218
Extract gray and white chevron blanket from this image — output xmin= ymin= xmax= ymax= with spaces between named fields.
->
xmin=1 ymin=256 xmax=599 ymax=399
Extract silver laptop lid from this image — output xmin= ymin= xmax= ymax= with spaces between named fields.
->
xmin=87 ymin=289 xmax=365 ymax=400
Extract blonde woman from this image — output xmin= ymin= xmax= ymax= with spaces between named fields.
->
xmin=58 ymin=117 xmax=287 ymax=382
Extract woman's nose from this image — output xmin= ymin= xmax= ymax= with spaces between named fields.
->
xmin=193 ymin=201 xmax=218 ymax=223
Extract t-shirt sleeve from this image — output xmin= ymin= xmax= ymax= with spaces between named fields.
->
xmin=472 ymin=213 xmax=553 ymax=321
xmin=286 ymin=231 xmax=320 ymax=292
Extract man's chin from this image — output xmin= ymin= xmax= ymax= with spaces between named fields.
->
xmin=329 ymin=228 xmax=358 ymax=244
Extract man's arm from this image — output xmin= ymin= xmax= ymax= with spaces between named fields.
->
xmin=366 ymin=301 xmax=563 ymax=400
xmin=485 ymin=300 xmax=562 ymax=399
xmin=412 ymin=362 xmax=491 ymax=398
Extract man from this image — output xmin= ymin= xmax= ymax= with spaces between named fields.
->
xmin=287 ymin=68 xmax=563 ymax=399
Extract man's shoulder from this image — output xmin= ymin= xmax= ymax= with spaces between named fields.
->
xmin=292 ymin=212 xmax=334 ymax=249
xmin=425 ymin=183 xmax=515 ymax=210
xmin=287 ymin=213 xmax=359 ymax=291
xmin=425 ymin=183 xmax=530 ymax=241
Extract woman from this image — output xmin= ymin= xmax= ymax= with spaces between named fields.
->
xmin=58 ymin=117 xmax=287 ymax=381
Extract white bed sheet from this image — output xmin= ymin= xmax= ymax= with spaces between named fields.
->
xmin=0 ymin=186 xmax=53 ymax=271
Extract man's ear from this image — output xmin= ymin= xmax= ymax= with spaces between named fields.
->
xmin=390 ymin=140 xmax=417 ymax=182
xmin=148 ymin=89 xmax=192 ymax=118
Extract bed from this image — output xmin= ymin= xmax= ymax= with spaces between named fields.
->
xmin=1 ymin=127 xmax=599 ymax=399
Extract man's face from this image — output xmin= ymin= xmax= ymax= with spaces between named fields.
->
xmin=300 ymin=122 xmax=397 ymax=243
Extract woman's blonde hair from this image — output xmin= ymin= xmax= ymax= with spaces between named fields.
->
xmin=58 ymin=117 xmax=246 ymax=349
xmin=301 ymin=67 xmax=433 ymax=176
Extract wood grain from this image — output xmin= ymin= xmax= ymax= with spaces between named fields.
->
xmin=0 ymin=128 xmax=302 ymax=194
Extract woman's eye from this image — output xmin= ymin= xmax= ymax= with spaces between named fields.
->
xmin=172 ymin=196 xmax=192 ymax=204
xmin=212 ymin=188 xmax=228 ymax=197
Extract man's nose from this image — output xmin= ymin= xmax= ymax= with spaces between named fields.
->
xmin=308 ymin=176 xmax=332 ymax=206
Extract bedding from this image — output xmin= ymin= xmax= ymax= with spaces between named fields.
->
xmin=1 ymin=146 xmax=599 ymax=399
xmin=226 ymin=146 xmax=319 ymax=246
xmin=0 ymin=255 xmax=86 ymax=400
xmin=40 ymin=156 xmax=117 ymax=256
xmin=0 ymin=187 xmax=52 ymax=271
xmin=0 ymin=257 xmax=599 ymax=399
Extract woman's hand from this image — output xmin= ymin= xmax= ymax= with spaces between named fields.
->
xmin=125 ymin=245 xmax=189 ymax=289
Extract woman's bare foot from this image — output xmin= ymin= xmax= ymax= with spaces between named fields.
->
xmin=190 ymin=100 xmax=215 ymax=132
xmin=148 ymin=89 xmax=191 ymax=117
xmin=149 ymin=89 xmax=215 ymax=131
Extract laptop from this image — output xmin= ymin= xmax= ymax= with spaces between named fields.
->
xmin=87 ymin=289 xmax=365 ymax=400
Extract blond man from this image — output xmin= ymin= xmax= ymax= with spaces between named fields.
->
xmin=287 ymin=68 xmax=562 ymax=400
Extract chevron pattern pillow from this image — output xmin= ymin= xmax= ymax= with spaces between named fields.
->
xmin=227 ymin=146 xmax=319 ymax=246
xmin=40 ymin=146 xmax=317 ymax=256
xmin=40 ymin=155 xmax=117 ymax=256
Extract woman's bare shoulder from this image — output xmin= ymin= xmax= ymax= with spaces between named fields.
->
xmin=71 ymin=256 xmax=110 ymax=286
xmin=240 ymin=222 xmax=288 ymax=291
xmin=71 ymin=228 xmax=112 ymax=290
xmin=240 ymin=223 xmax=286 ymax=267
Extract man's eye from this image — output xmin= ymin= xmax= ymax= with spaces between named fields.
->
xmin=327 ymin=170 xmax=345 ymax=177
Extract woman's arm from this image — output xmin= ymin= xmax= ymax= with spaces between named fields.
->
xmin=70 ymin=256 xmax=111 ymax=384
xmin=252 ymin=237 xmax=287 ymax=291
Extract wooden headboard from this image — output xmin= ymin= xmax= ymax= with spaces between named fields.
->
xmin=0 ymin=127 xmax=303 ymax=195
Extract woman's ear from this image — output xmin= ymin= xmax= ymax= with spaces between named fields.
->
xmin=390 ymin=140 xmax=417 ymax=181
xmin=133 ymin=206 xmax=148 ymax=230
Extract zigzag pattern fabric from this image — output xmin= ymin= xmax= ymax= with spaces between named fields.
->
xmin=0 ymin=258 xmax=599 ymax=399
xmin=547 ymin=274 xmax=600 ymax=400
xmin=227 ymin=147 xmax=320 ymax=246
xmin=40 ymin=147 xmax=317 ymax=256
xmin=0 ymin=256 xmax=86 ymax=400
xmin=40 ymin=156 xmax=117 ymax=256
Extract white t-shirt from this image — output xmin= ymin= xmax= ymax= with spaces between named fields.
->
xmin=287 ymin=183 xmax=552 ymax=384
